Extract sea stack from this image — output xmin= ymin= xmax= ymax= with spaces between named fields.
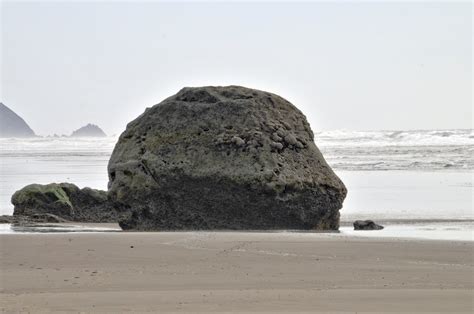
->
xmin=71 ymin=123 xmax=107 ymax=137
xmin=0 ymin=103 xmax=36 ymax=137
xmin=108 ymin=86 xmax=347 ymax=231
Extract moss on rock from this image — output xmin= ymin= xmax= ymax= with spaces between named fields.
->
xmin=11 ymin=183 xmax=123 ymax=222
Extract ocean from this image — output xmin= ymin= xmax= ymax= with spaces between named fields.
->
xmin=0 ymin=129 xmax=472 ymax=239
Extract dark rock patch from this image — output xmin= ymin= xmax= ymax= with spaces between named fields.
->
xmin=353 ymin=220 xmax=384 ymax=230
xmin=0 ymin=213 xmax=68 ymax=224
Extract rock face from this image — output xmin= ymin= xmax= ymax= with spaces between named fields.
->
xmin=108 ymin=86 xmax=347 ymax=231
xmin=0 ymin=103 xmax=36 ymax=137
xmin=0 ymin=213 xmax=68 ymax=224
xmin=353 ymin=220 xmax=384 ymax=230
xmin=71 ymin=124 xmax=107 ymax=137
xmin=12 ymin=183 xmax=121 ymax=222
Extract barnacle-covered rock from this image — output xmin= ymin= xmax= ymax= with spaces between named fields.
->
xmin=108 ymin=86 xmax=347 ymax=230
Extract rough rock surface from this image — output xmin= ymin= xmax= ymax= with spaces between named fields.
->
xmin=108 ymin=86 xmax=347 ymax=230
xmin=71 ymin=124 xmax=107 ymax=137
xmin=0 ymin=103 xmax=36 ymax=137
xmin=12 ymin=183 xmax=121 ymax=222
xmin=353 ymin=220 xmax=384 ymax=230
xmin=0 ymin=213 xmax=68 ymax=224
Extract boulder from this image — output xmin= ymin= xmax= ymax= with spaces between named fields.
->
xmin=108 ymin=86 xmax=347 ymax=231
xmin=353 ymin=220 xmax=384 ymax=230
xmin=12 ymin=183 xmax=121 ymax=222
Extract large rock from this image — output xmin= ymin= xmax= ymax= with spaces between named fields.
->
xmin=0 ymin=103 xmax=36 ymax=137
xmin=71 ymin=123 xmax=107 ymax=137
xmin=108 ymin=86 xmax=347 ymax=230
xmin=12 ymin=183 xmax=121 ymax=222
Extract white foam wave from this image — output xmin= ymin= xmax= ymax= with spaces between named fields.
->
xmin=0 ymin=136 xmax=118 ymax=154
xmin=315 ymin=129 xmax=473 ymax=147
xmin=0 ymin=130 xmax=472 ymax=171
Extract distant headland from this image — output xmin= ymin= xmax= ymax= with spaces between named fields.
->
xmin=70 ymin=124 xmax=107 ymax=137
xmin=0 ymin=103 xmax=36 ymax=138
xmin=0 ymin=103 xmax=107 ymax=138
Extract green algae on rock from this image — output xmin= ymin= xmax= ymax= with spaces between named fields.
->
xmin=12 ymin=183 xmax=121 ymax=222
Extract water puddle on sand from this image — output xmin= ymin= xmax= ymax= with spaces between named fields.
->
xmin=0 ymin=221 xmax=472 ymax=242
xmin=0 ymin=223 xmax=121 ymax=234
xmin=338 ymin=221 xmax=474 ymax=242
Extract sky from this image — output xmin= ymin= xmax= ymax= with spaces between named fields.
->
xmin=0 ymin=1 xmax=472 ymax=136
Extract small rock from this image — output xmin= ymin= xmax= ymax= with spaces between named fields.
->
xmin=271 ymin=132 xmax=282 ymax=142
xmin=276 ymin=128 xmax=286 ymax=137
xmin=353 ymin=220 xmax=384 ymax=230
xmin=270 ymin=142 xmax=284 ymax=151
xmin=231 ymin=136 xmax=245 ymax=147
xmin=284 ymin=134 xmax=298 ymax=146
xmin=295 ymin=141 xmax=305 ymax=149
xmin=281 ymin=121 xmax=292 ymax=130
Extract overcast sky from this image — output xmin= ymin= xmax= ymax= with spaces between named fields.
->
xmin=1 ymin=1 xmax=471 ymax=136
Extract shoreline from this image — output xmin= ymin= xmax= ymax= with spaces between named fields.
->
xmin=1 ymin=219 xmax=473 ymax=242
xmin=1 ymin=231 xmax=472 ymax=312
xmin=2 ymin=217 xmax=473 ymax=226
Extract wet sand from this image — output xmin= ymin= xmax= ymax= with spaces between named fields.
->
xmin=1 ymin=232 xmax=473 ymax=313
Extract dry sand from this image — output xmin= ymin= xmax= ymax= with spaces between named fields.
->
xmin=1 ymin=231 xmax=473 ymax=313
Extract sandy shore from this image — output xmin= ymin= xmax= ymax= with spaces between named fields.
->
xmin=1 ymin=231 xmax=472 ymax=313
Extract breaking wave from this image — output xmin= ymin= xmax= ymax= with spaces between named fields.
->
xmin=315 ymin=129 xmax=473 ymax=147
xmin=0 ymin=129 xmax=472 ymax=171
xmin=316 ymin=129 xmax=473 ymax=171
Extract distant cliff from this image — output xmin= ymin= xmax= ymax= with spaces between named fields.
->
xmin=0 ymin=103 xmax=36 ymax=138
xmin=71 ymin=124 xmax=107 ymax=137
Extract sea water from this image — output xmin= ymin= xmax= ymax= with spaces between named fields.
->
xmin=0 ymin=129 xmax=472 ymax=239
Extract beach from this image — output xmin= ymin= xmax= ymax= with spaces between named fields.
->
xmin=1 ymin=130 xmax=472 ymax=312
xmin=2 ymin=1 xmax=472 ymax=312
xmin=1 ymin=231 xmax=472 ymax=312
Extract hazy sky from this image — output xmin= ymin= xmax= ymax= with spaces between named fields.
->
xmin=1 ymin=1 xmax=472 ymax=136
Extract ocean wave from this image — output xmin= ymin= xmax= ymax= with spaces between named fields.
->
xmin=315 ymin=129 xmax=473 ymax=146
xmin=0 ymin=136 xmax=118 ymax=153
xmin=0 ymin=130 xmax=472 ymax=171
